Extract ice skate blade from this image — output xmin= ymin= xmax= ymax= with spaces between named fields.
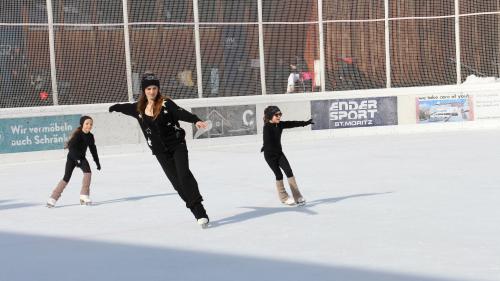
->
xmin=80 ymin=200 xmax=92 ymax=206
xmin=295 ymin=197 xmax=306 ymax=206
xmin=46 ymin=203 xmax=55 ymax=208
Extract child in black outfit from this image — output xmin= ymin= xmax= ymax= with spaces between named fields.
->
xmin=109 ymin=73 xmax=210 ymax=228
xmin=262 ymin=105 xmax=313 ymax=206
xmin=47 ymin=115 xmax=101 ymax=207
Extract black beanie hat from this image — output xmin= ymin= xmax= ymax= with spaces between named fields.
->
xmin=264 ymin=105 xmax=281 ymax=120
xmin=79 ymin=115 xmax=92 ymax=126
xmin=141 ymin=73 xmax=160 ymax=91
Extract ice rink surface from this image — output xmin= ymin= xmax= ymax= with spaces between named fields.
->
xmin=1 ymin=130 xmax=499 ymax=281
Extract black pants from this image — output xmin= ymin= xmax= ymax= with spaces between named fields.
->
xmin=156 ymin=142 xmax=207 ymax=220
xmin=63 ymin=156 xmax=91 ymax=182
xmin=264 ymin=151 xmax=294 ymax=181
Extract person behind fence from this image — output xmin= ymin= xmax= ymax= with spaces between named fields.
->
xmin=261 ymin=105 xmax=313 ymax=206
xmin=108 ymin=73 xmax=210 ymax=228
xmin=287 ymin=63 xmax=301 ymax=93
xmin=47 ymin=116 xmax=101 ymax=208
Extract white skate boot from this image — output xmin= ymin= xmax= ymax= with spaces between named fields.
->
xmin=276 ymin=180 xmax=295 ymax=206
xmin=197 ymin=218 xmax=209 ymax=229
xmin=288 ymin=177 xmax=305 ymax=206
xmin=283 ymin=197 xmax=296 ymax=206
xmin=79 ymin=195 xmax=92 ymax=206
xmin=46 ymin=197 xmax=57 ymax=208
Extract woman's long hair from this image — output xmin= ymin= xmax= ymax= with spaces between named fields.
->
xmin=136 ymin=90 xmax=166 ymax=120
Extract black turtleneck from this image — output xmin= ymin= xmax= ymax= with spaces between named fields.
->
xmin=67 ymin=130 xmax=100 ymax=165
xmin=110 ymin=99 xmax=201 ymax=154
xmin=261 ymin=121 xmax=309 ymax=154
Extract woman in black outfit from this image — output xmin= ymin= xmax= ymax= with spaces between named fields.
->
xmin=47 ymin=115 xmax=101 ymax=207
xmin=109 ymin=73 xmax=210 ymax=228
xmin=262 ymin=105 xmax=313 ymax=206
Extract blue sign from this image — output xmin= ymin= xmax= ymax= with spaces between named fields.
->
xmin=0 ymin=115 xmax=81 ymax=153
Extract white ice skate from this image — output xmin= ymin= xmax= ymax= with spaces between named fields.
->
xmin=283 ymin=197 xmax=296 ymax=206
xmin=197 ymin=218 xmax=209 ymax=229
xmin=79 ymin=195 xmax=92 ymax=206
xmin=46 ymin=197 xmax=57 ymax=208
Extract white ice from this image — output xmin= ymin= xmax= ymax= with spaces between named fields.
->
xmin=1 ymin=130 xmax=499 ymax=281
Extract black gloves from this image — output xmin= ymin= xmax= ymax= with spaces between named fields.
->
xmin=305 ymin=119 xmax=314 ymax=125
xmin=96 ymin=162 xmax=101 ymax=171
xmin=109 ymin=104 xmax=118 ymax=112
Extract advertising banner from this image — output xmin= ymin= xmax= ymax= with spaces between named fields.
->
xmin=416 ymin=93 xmax=473 ymax=123
xmin=473 ymin=92 xmax=500 ymax=120
xmin=0 ymin=115 xmax=80 ymax=153
xmin=311 ymin=96 xmax=398 ymax=130
xmin=192 ymin=105 xmax=257 ymax=139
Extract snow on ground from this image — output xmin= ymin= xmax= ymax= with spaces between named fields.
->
xmin=1 ymin=130 xmax=499 ymax=281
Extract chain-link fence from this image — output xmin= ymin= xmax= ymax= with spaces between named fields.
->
xmin=0 ymin=0 xmax=499 ymax=108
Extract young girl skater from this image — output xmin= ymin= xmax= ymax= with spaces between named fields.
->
xmin=47 ymin=115 xmax=101 ymax=207
xmin=108 ymin=73 xmax=210 ymax=228
xmin=261 ymin=105 xmax=313 ymax=206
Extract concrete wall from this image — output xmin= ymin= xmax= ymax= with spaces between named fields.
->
xmin=2 ymin=82 xmax=500 ymax=164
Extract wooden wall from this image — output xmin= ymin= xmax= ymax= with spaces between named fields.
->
xmin=20 ymin=0 xmax=500 ymax=95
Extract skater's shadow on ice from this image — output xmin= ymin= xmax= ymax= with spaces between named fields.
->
xmin=92 ymin=193 xmax=177 ymax=206
xmin=56 ymin=193 xmax=176 ymax=208
xmin=305 ymin=192 xmax=392 ymax=208
xmin=211 ymin=206 xmax=317 ymax=228
xmin=0 ymin=199 xmax=41 ymax=211
xmin=211 ymin=192 xmax=391 ymax=228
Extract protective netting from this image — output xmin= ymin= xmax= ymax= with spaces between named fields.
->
xmin=198 ymin=1 xmax=259 ymax=97
xmin=389 ymin=1 xmax=457 ymax=87
xmin=0 ymin=1 xmax=52 ymax=108
xmin=264 ymin=23 xmax=320 ymax=94
xmin=53 ymin=0 xmax=127 ymax=105
xmin=0 ymin=0 xmax=499 ymax=108
xmin=129 ymin=0 xmax=196 ymax=100
xmin=460 ymin=0 xmax=500 ymax=82
xmin=323 ymin=0 xmax=386 ymax=91
xmin=263 ymin=0 xmax=320 ymax=94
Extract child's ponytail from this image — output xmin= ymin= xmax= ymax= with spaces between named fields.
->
xmin=64 ymin=127 xmax=82 ymax=149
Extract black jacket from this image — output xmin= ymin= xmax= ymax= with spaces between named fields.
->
xmin=67 ymin=130 xmax=100 ymax=165
xmin=261 ymin=121 xmax=310 ymax=154
xmin=110 ymin=99 xmax=201 ymax=154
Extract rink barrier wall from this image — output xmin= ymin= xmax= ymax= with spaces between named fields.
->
xmin=1 ymin=83 xmax=500 ymax=163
